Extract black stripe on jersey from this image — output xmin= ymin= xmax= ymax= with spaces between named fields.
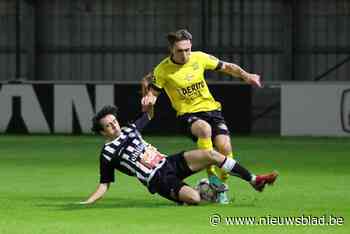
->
xmin=116 ymin=164 xmax=135 ymax=176
xmin=102 ymin=150 xmax=114 ymax=158
xmin=140 ymin=180 xmax=147 ymax=187
xmin=215 ymin=61 xmax=223 ymax=71
xmin=106 ymin=138 xmax=123 ymax=149
xmin=132 ymin=113 xmax=150 ymax=132
xmin=119 ymin=157 xmax=149 ymax=178
xmin=107 ymin=144 xmax=122 ymax=155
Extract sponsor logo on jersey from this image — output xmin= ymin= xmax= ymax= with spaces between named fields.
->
xmin=192 ymin=62 xmax=199 ymax=70
xmin=180 ymin=81 xmax=205 ymax=98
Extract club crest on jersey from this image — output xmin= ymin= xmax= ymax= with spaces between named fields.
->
xmin=192 ymin=62 xmax=199 ymax=70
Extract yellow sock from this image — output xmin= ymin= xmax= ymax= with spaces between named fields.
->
xmin=216 ymin=152 xmax=234 ymax=183
xmin=197 ymin=138 xmax=216 ymax=176
xmin=197 ymin=137 xmax=213 ymax=150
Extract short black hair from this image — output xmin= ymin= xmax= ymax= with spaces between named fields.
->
xmin=91 ymin=105 xmax=118 ymax=134
xmin=167 ymin=29 xmax=192 ymax=47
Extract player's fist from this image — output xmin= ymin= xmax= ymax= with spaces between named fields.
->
xmin=141 ymin=95 xmax=155 ymax=118
xmin=141 ymin=94 xmax=157 ymax=106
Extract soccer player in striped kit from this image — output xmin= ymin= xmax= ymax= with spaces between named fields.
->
xmin=141 ymin=29 xmax=262 ymax=204
xmin=78 ymin=102 xmax=277 ymax=205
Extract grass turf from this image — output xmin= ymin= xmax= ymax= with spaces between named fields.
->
xmin=0 ymin=135 xmax=349 ymax=234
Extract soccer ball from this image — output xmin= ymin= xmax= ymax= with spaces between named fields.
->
xmin=195 ymin=178 xmax=217 ymax=202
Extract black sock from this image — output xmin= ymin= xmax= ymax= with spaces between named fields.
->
xmin=231 ymin=163 xmax=252 ymax=182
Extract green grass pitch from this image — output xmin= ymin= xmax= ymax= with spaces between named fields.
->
xmin=0 ymin=135 xmax=349 ymax=234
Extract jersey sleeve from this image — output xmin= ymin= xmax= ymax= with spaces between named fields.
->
xmin=99 ymin=154 xmax=115 ymax=183
xmin=132 ymin=112 xmax=150 ymax=131
xmin=152 ymin=65 xmax=166 ymax=90
xmin=199 ymin=52 xmax=221 ymax=71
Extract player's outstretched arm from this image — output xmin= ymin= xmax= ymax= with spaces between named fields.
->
xmin=141 ymin=73 xmax=160 ymax=107
xmin=220 ymin=62 xmax=262 ymax=88
xmin=78 ymin=183 xmax=110 ymax=205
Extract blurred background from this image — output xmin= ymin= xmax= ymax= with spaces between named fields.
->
xmin=0 ymin=0 xmax=349 ymax=134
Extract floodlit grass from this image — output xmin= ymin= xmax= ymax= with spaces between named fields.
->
xmin=0 ymin=135 xmax=349 ymax=234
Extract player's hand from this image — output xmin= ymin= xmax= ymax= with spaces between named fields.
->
xmin=76 ymin=201 xmax=91 ymax=205
xmin=141 ymin=95 xmax=156 ymax=113
xmin=141 ymin=94 xmax=157 ymax=106
xmin=245 ymin=74 xmax=262 ymax=88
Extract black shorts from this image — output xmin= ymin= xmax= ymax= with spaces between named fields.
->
xmin=148 ymin=152 xmax=195 ymax=204
xmin=178 ymin=110 xmax=230 ymax=142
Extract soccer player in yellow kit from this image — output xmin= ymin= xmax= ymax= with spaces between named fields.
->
xmin=142 ymin=29 xmax=262 ymax=204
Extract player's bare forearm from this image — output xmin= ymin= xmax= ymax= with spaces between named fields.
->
xmin=79 ymin=183 xmax=109 ymax=205
xmin=221 ymin=62 xmax=262 ymax=87
xmin=141 ymin=74 xmax=152 ymax=96
xmin=221 ymin=62 xmax=247 ymax=78
xmin=140 ymin=73 xmax=158 ymax=119
xmin=149 ymin=87 xmax=160 ymax=97
xmin=141 ymin=73 xmax=160 ymax=107
xmin=141 ymin=73 xmax=160 ymax=97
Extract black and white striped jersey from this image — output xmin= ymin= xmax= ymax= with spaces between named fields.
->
xmin=99 ymin=113 xmax=166 ymax=187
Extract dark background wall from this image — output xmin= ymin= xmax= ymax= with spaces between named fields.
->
xmin=0 ymin=0 xmax=349 ymax=83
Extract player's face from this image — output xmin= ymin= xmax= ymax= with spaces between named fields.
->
xmin=171 ymin=40 xmax=192 ymax=64
xmin=100 ymin=114 xmax=121 ymax=140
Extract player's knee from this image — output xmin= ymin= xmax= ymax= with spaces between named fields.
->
xmin=192 ymin=120 xmax=212 ymax=138
xmin=215 ymin=137 xmax=232 ymax=154
xmin=217 ymin=142 xmax=232 ymax=155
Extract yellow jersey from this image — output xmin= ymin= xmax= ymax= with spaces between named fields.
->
xmin=153 ymin=51 xmax=222 ymax=116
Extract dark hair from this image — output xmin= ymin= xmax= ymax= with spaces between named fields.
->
xmin=167 ymin=29 xmax=192 ymax=47
xmin=91 ymin=105 xmax=118 ymax=134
